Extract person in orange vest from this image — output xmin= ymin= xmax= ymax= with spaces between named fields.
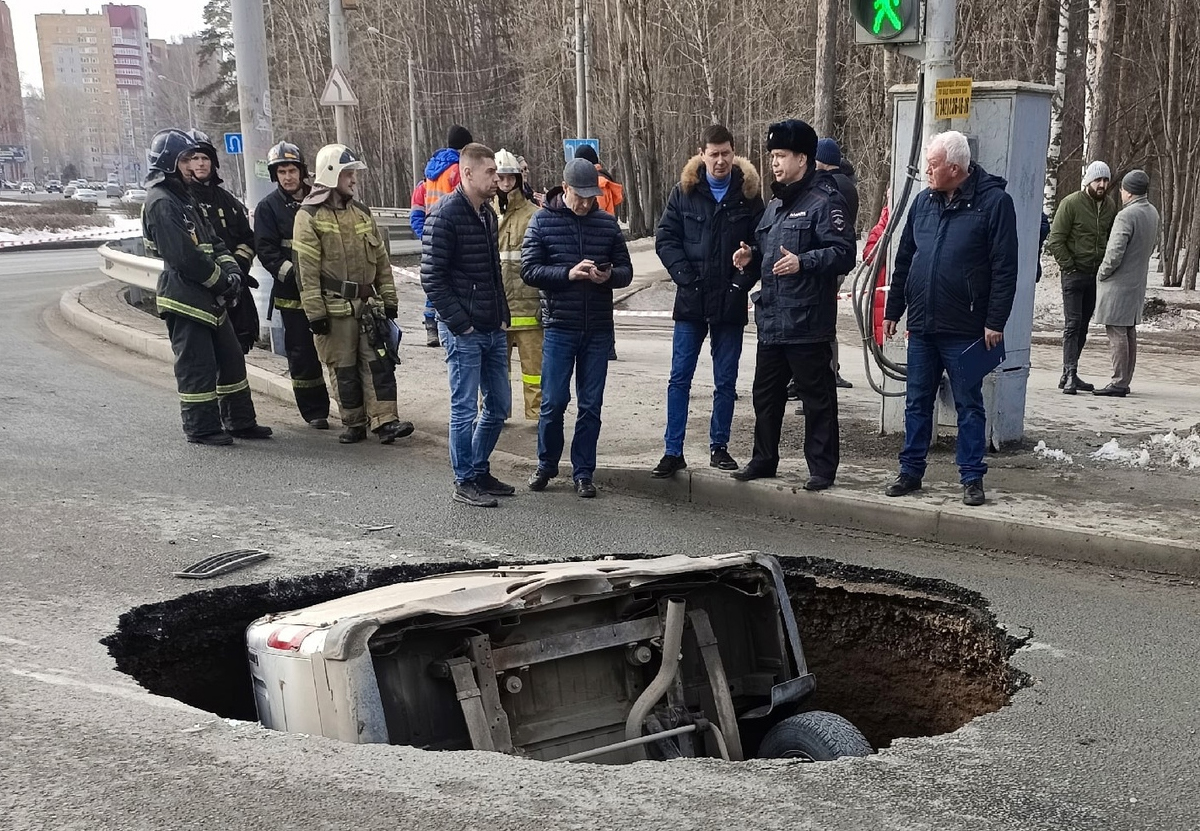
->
xmin=573 ymin=144 xmax=624 ymax=359
xmin=411 ymin=125 xmax=473 ymax=346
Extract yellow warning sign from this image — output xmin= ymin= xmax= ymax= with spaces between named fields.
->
xmin=935 ymin=77 xmax=973 ymax=120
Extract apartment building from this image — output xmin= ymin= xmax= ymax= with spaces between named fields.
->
xmin=0 ymin=0 xmax=27 ymax=182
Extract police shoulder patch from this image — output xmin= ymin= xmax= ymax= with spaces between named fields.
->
xmin=830 ymin=208 xmax=846 ymax=233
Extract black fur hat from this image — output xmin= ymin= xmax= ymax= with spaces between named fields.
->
xmin=766 ymin=119 xmax=818 ymax=160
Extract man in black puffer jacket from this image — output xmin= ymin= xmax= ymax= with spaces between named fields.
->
xmin=730 ymin=119 xmax=855 ymax=490
xmin=421 ymin=143 xmax=513 ymax=509
xmin=521 ymin=158 xmax=633 ymax=498
xmin=652 ymin=123 xmax=764 ymax=479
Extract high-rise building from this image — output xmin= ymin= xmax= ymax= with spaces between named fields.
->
xmin=0 ymin=0 xmax=28 ymax=182
xmin=104 ymin=4 xmax=152 ymax=183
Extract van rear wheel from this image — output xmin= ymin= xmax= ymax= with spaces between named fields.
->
xmin=757 ymin=710 xmax=872 ymax=762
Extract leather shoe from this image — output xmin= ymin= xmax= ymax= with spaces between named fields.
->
xmin=229 ymin=424 xmax=273 ymax=439
xmin=375 ymin=420 xmax=415 ymax=444
xmin=834 ymin=374 xmax=853 ymax=389
xmin=1062 ymin=375 xmax=1078 ymax=395
xmin=1071 ymin=374 xmax=1095 ymax=392
xmin=1057 ymin=372 xmax=1068 ymax=390
xmin=528 ymin=468 xmax=556 ymax=491
xmin=731 ymin=463 xmax=776 ymax=482
xmin=652 ymin=454 xmax=687 ymax=478
xmin=339 ymin=425 xmax=368 ymax=444
xmin=962 ymin=479 xmax=985 ymax=506
xmin=1093 ymin=385 xmax=1129 ymax=397
xmin=885 ymin=473 xmax=922 ymax=497
xmin=187 ymin=431 xmax=233 ymax=446
xmin=803 ymin=475 xmax=834 ymax=491
xmin=308 ymin=418 xmax=330 ymax=430
xmin=575 ymin=478 xmax=597 ymax=498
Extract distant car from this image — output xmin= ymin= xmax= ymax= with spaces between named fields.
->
xmin=72 ymin=188 xmax=100 ymax=204
xmin=0 ymin=180 xmax=17 ymax=190
xmin=121 ymin=188 xmax=147 ymax=205
xmin=105 ymin=183 xmax=123 ymax=198
xmin=20 ymin=181 xmax=35 ymax=194
xmin=63 ymin=183 xmax=77 ymax=198
xmin=46 ymin=180 xmax=63 ymax=193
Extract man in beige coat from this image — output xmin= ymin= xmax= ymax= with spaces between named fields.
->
xmin=1093 ymin=170 xmax=1160 ymax=397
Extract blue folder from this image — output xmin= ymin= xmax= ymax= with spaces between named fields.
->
xmin=958 ymin=338 xmax=1005 ymax=386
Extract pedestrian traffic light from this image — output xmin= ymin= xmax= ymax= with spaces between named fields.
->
xmin=852 ymin=0 xmax=921 ymax=44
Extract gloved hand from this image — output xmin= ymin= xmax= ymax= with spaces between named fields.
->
xmin=222 ymin=273 xmax=242 ymax=307
xmin=384 ymin=306 xmax=398 ymax=320
xmin=243 ymin=274 xmax=260 ymax=289
xmin=309 ymin=317 xmax=330 ymax=336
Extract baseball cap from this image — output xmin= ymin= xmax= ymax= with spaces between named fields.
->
xmin=563 ymin=158 xmax=603 ymax=198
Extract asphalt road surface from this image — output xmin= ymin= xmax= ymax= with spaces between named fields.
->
xmin=1 ymin=249 xmax=1197 ymax=831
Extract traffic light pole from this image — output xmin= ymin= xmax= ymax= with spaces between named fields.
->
xmin=920 ymin=0 xmax=957 ymax=153
xmin=229 ymin=0 xmax=272 ymax=209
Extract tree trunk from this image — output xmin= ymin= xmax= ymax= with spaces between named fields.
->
xmin=812 ymin=0 xmax=838 ymax=137
xmin=1084 ymin=0 xmax=1117 ymax=163
xmin=1043 ymin=0 xmax=1071 ymax=216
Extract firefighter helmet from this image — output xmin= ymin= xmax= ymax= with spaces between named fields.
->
xmin=267 ymin=142 xmax=307 ymax=181
xmin=313 ymin=144 xmax=367 ymax=188
xmin=147 ymin=128 xmax=200 ymax=175
xmin=184 ymin=129 xmax=219 ymax=168
xmin=494 ymin=149 xmax=521 ymax=175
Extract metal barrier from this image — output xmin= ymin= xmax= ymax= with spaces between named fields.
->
xmin=98 ymin=241 xmax=159 ymax=292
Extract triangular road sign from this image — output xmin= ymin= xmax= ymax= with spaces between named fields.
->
xmin=320 ymin=65 xmax=359 ymax=107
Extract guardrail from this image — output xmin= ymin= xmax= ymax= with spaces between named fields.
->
xmin=98 ymin=241 xmax=159 ymax=292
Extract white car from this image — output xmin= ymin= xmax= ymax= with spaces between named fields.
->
xmin=72 ymin=188 xmax=100 ymax=204
xmin=245 ymin=552 xmax=872 ymax=764
xmin=121 ymin=188 xmax=147 ymax=204
xmin=20 ymin=181 xmax=35 ymax=194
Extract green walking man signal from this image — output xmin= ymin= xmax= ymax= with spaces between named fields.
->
xmin=851 ymin=0 xmax=921 ymax=44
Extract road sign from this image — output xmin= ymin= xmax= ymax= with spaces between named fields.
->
xmin=934 ymin=77 xmax=973 ymax=120
xmin=563 ymin=138 xmax=600 ymax=164
xmin=852 ymin=0 xmax=921 ymax=44
xmin=224 ymin=133 xmax=244 ymax=155
xmin=0 ymin=145 xmax=27 ymax=163
xmin=320 ymin=65 xmax=359 ymax=107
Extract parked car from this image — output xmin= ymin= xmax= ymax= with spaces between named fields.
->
xmin=121 ymin=188 xmax=147 ymax=205
xmin=105 ymin=182 xmax=123 ymax=198
xmin=0 ymin=179 xmax=17 ymax=190
xmin=20 ymin=181 xmax=35 ymax=194
xmin=246 ymin=552 xmax=873 ymax=764
xmin=72 ymin=188 xmax=100 ymax=204
xmin=46 ymin=180 xmax=63 ymax=193
xmin=63 ymin=183 xmax=77 ymax=198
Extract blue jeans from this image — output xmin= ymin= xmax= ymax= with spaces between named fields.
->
xmin=439 ymin=323 xmax=511 ymax=484
xmin=424 ymin=297 xmax=435 ymax=322
xmin=538 ymin=327 xmax=613 ymax=481
xmin=663 ymin=321 xmax=743 ymax=456
xmin=899 ymin=333 xmax=988 ymax=483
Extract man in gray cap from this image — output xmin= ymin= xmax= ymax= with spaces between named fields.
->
xmin=1046 ymin=160 xmax=1117 ymax=394
xmin=1092 ymin=170 xmax=1159 ymax=397
xmin=521 ymin=158 xmax=633 ymax=497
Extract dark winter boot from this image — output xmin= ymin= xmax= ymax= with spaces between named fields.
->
xmin=1057 ymin=369 xmax=1069 ymax=390
xmin=1062 ymin=365 xmax=1078 ymax=395
xmin=424 ymin=319 xmax=440 ymax=348
xmin=1071 ymin=372 xmax=1095 ymax=392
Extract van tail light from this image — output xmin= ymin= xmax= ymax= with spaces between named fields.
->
xmin=266 ymin=625 xmax=317 ymax=651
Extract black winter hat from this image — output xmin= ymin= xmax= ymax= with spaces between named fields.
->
xmin=767 ymin=119 xmax=818 ymax=160
xmin=447 ymin=125 xmax=473 ymax=150
xmin=573 ymin=144 xmax=600 ymax=165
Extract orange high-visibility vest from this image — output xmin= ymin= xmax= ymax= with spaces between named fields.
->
xmin=423 ymin=164 xmax=461 ymax=210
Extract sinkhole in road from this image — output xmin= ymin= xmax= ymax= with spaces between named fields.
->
xmin=102 ymin=555 xmax=1028 ymax=752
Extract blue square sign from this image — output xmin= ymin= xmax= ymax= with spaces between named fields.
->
xmin=224 ymin=133 xmax=244 ymax=155
xmin=563 ymin=138 xmax=599 ymax=164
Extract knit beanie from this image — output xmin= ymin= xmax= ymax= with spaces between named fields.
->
xmin=573 ymin=144 xmax=600 ymax=165
xmin=815 ymin=138 xmax=842 ymax=167
xmin=447 ymin=125 xmax=473 ymax=151
xmin=1121 ymin=169 xmax=1150 ymax=197
xmin=1082 ymin=160 xmax=1111 ymax=188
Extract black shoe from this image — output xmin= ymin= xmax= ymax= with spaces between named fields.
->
xmin=575 ymin=478 xmax=597 ymax=498
xmin=1057 ymin=371 xmax=1068 ymax=390
xmin=1062 ymin=374 xmax=1078 ymax=395
xmin=187 ymin=432 xmax=233 ymax=446
xmin=229 ymin=425 xmax=273 ymax=439
xmin=835 ymin=374 xmax=853 ymax=389
xmin=339 ymin=425 xmax=368 ymax=444
xmin=425 ymin=319 xmax=440 ymax=348
xmin=453 ymin=480 xmax=498 ymax=508
xmin=885 ymin=473 xmax=922 ymax=497
xmin=962 ymin=479 xmax=985 ymax=506
xmin=528 ymin=468 xmax=556 ymax=491
xmin=652 ymin=454 xmax=687 ymax=478
xmin=1093 ymin=384 xmax=1129 ymax=397
xmin=1071 ymin=374 xmax=1095 ymax=392
xmin=731 ymin=463 xmax=776 ymax=482
xmin=709 ymin=447 xmax=738 ymax=471
xmin=786 ymin=381 xmax=800 ymax=400
xmin=477 ymin=472 xmax=516 ymax=496
xmin=375 ymin=420 xmax=415 ymax=444
xmin=803 ymin=475 xmax=834 ymax=491
xmin=308 ymin=418 xmax=330 ymax=430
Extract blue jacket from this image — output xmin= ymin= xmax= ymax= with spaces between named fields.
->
xmin=521 ymin=188 xmax=633 ymax=331
xmin=420 ymin=186 xmax=509 ymax=335
xmin=409 ymin=148 xmax=461 ymax=238
xmin=885 ymin=164 xmax=1018 ymax=337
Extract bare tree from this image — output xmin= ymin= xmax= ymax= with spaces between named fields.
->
xmin=812 ymin=0 xmax=838 ymax=137
xmin=1043 ymin=0 xmax=1071 ymax=216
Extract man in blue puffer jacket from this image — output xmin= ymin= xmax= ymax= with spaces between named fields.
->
xmin=521 ymin=158 xmax=633 ymax=498
xmin=883 ymin=130 xmax=1018 ymax=507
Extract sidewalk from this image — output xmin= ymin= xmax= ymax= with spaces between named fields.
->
xmin=61 ymin=249 xmax=1200 ymax=577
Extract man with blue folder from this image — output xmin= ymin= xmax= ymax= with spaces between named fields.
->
xmin=882 ymin=131 xmax=1018 ymax=507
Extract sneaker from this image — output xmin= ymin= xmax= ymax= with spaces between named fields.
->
xmin=187 ymin=432 xmax=233 ymax=446
xmin=308 ymin=418 xmax=330 ymax=430
xmin=575 ymin=478 xmax=597 ymax=498
xmin=528 ymin=468 xmax=557 ymax=491
xmin=884 ymin=473 xmax=922 ymax=497
xmin=229 ymin=424 xmax=273 ymax=439
xmin=375 ymin=420 xmax=415 ymax=444
xmin=835 ymin=374 xmax=854 ymax=389
xmin=477 ymin=472 xmax=516 ymax=496
xmin=709 ymin=447 xmax=738 ymax=471
xmin=453 ymin=480 xmax=498 ymax=507
xmin=339 ymin=425 xmax=368 ymax=444
xmin=651 ymin=454 xmax=687 ymax=478
xmin=962 ymin=479 xmax=985 ymax=506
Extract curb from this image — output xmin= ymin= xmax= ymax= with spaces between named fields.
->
xmin=598 ymin=466 xmax=1200 ymax=578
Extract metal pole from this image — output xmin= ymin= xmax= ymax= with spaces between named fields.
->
xmin=574 ymin=0 xmax=585 ymax=137
xmin=921 ymin=0 xmax=957 ymax=155
xmin=408 ymin=57 xmax=419 ymax=188
xmin=229 ymin=0 xmax=273 ymax=208
xmin=329 ymin=0 xmax=356 ymax=148
xmin=582 ymin=0 xmax=591 ymax=136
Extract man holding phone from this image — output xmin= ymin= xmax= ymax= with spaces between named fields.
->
xmin=521 ymin=158 xmax=633 ymax=497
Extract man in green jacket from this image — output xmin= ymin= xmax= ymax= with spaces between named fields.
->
xmin=1046 ymin=161 xmax=1117 ymax=394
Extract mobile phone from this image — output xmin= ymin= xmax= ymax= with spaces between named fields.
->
xmin=593 ymin=262 xmax=612 ymax=271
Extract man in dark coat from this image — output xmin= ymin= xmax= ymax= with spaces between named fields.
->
xmin=883 ymin=131 xmax=1019 ymax=507
xmin=729 ymin=119 xmax=855 ymax=490
xmin=814 ymin=137 xmax=859 ymax=390
xmin=652 ymin=124 xmax=764 ymax=477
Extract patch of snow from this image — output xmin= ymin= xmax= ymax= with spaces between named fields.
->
xmin=1090 ymin=433 xmax=1200 ymax=470
xmin=1149 ymin=431 xmax=1200 ymax=470
xmin=1091 ymin=438 xmax=1150 ymax=468
xmin=1034 ymin=440 xmax=1073 ymax=464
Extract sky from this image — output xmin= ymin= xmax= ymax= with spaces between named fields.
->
xmin=12 ymin=1 xmax=206 ymax=92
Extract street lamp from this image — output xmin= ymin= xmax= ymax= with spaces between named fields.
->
xmin=365 ymin=27 xmax=419 ymax=188
xmin=157 ymin=74 xmax=196 ymax=129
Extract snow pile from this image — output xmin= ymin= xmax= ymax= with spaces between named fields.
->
xmin=1149 ymin=431 xmax=1200 ymax=470
xmin=1091 ymin=438 xmax=1151 ymax=468
xmin=1034 ymin=440 xmax=1073 ymax=463
xmin=0 ymin=216 xmax=140 ymax=248
xmin=1090 ymin=432 xmax=1200 ymax=469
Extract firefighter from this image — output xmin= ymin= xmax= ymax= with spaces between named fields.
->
xmin=254 ymin=141 xmax=331 ymax=429
xmin=142 ymin=128 xmax=272 ymax=445
xmin=493 ymin=148 xmax=542 ymax=420
xmin=182 ymin=129 xmax=260 ymax=354
xmin=293 ymin=144 xmax=414 ymax=445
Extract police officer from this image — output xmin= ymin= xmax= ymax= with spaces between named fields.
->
xmin=142 ymin=128 xmax=272 ymax=445
xmin=182 ymin=130 xmax=260 ymax=354
xmin=293 ymin=144 xmax=413 ymax=445
xmin=730 ymin=119 xmax=854 ymax=490
xmin=254 ymin=141 xmax=331 ymax=429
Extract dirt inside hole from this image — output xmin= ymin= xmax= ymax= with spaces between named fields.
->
xmin=101 ymin=555 xmax=1028 ymax=751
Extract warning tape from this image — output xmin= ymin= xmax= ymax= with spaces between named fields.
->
xmin=0 ymin=226 xmax=135 ymax=250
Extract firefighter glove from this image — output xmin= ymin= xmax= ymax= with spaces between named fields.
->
xmin=309 ymin=317 xmax=330 ymax=336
